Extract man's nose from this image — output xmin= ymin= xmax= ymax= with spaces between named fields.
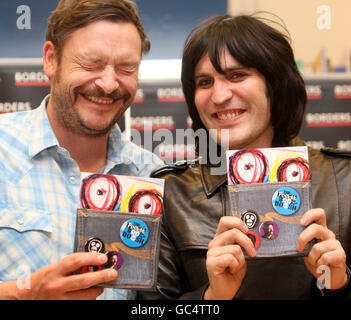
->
xmin=211 ymin=79 xmax=233 ymax=105
xmin=94 ymin=66 xmax=119 ymax=94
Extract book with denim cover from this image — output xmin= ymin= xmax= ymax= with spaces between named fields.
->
xmin=74 ymin=173 xmax=164 ymax=290
xmin=226 ymin=147 xmax=314 ymax=258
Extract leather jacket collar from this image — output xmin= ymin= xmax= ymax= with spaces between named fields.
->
xmin=200 ymin=164 xmax=227 ymax=198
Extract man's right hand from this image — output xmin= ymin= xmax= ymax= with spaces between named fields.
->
xmin=204 ymin=217 xmax=256 ymax=300
xmin=0 ymin=252 xmax=117 ymax=300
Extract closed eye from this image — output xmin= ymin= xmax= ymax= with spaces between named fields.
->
xmin=118 ymin=65 xmax=137 ymax=75
xmin=73 ymin=56 xmax=103 ymax=72
xmin=82 ymin=63 xmax=101 ymax=71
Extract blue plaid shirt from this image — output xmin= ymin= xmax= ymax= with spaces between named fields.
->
xmin=0 ymin=96 xmax=164 ymax=300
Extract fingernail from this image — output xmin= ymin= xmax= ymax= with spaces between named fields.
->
xmin=107 ymin=269 xmax=117 ymax=279
xmin=98 ymin=254 xmax=107 ymax=263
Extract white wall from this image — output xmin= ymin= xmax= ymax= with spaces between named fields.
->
xmin=228 ymin=0 xmax=351 ymax=73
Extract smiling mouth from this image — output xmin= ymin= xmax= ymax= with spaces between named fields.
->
xmin=82 ymin=94 xmax=116 ymax=105
xmin=214 ymin=109 xmax=245 ymax=120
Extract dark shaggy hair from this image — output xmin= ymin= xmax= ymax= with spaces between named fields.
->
xmin=181 ymin=14 xmax=307 ymax=152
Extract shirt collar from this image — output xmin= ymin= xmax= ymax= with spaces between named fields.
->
xmin=106 ymin=125 xmax=132 ymax=164
xmin=28 ymin=95 xmax=60 ymax=159
xmin=27 ymin=96 xmax=150 ymax=173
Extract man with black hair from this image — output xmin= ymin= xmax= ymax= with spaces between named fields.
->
xmin=140 ymin=14 xmax=351 ymax=300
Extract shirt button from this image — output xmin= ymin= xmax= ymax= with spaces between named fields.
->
xmin=70 ymin=176 xmax=76 ymax=183
xmin=17 ymin=219 xmax=24 ymax=225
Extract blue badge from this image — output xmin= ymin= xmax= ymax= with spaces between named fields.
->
xmin=272 ymin=187 xmax=300 ymax=215
xmin=120 ymin=219 xmax=149 ymax=248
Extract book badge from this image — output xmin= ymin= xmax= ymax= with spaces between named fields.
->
xmin=103 ymin=250 xmax=123 ymax=270
xmin=272 ymin=187 xmax=300 ymax=215
xmin=241 ymin=210 xmax=259 ymax=229
xmin=120 ymin=218 xmax=149 ymax=248
xmin=247 ymin=231 xmax=260 ymax=249
xmin=259 ymin=221 xmax=279 ymax=240
xmin=85 ymin=237 xmax=105 ymax=253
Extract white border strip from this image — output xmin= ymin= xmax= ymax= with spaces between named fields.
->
xmin=138 ymin=59 xmax=181 ymax=83
xmin=0 ymin=58 xmax=350 ymax=81
xmin=0 ymin=58 xmax=182 ymax=82
xmin=0 ymin=58 xmax=43 ymax=66
xmin=303 ymin=73 xmax=351 ymax=80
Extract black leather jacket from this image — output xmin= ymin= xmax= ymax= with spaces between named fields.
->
xmin=140 ymin=143 xmax=351 ymax=300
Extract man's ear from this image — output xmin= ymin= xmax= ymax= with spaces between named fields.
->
xmin=43 ymin=41 xmax=57 ymax=79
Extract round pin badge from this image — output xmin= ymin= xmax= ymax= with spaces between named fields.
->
xmin=241 ymin=210 xmax=259 ymax=229
xmin=246 ymin=231 xmax=260 ymax=249
xmin=84 ymin=237 xmax=105 ymax=253
xmin=120 ymin=218 xmax=149 ymax=248
xmin=272 ymin=187 xmax=301 ymax=215
xmin=259 ymin=221 xmax=279 ymax=240
xmin=103 ymin=250 xmax=123 ymax=270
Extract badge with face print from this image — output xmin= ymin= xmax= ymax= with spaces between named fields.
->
xmin=84 ymin=237 xmax=105 ymax=253
xmin=241 ymin=210 xmax=259 ymax=229
xmin=103 ymin=250 xmax=123 ymax=270
xmin=259 ymin=221 xmax=279 ymax=240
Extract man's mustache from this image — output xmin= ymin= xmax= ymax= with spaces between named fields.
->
xmin=75 ymin=86 xmax=124 ymax=100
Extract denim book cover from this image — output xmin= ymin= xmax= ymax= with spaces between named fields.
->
xmin=227 ymin=180 xmax=313 ymax=258
xmin=74 ymin=173 xmax=164 ymax=290
xmin=226 ymin=147 xmax=313 ymax=258
xmin=74 ymin=209 xmax=162 ymax=290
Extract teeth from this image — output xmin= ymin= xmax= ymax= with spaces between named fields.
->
xmin=218 ymin=111 xmax=241 ymax=120
xmin=84 ymin=95 xmax=114 ymax=104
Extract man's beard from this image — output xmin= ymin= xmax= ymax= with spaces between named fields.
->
xmin=50 ymin=71 xmax=129 ymax=138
